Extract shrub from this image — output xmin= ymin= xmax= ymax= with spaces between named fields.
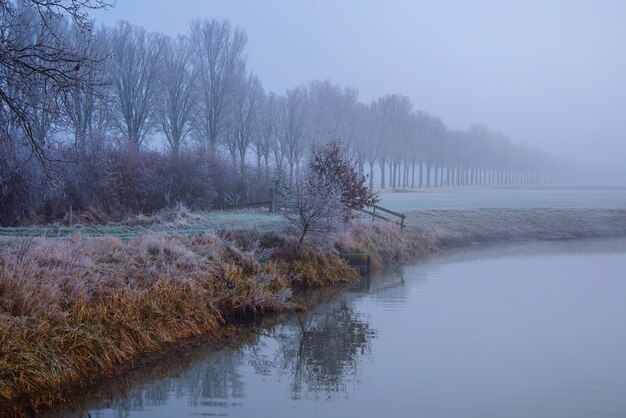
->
xmin=279 ymin=140 xmax=379 ymax=244
xmin=0 ymin=136 xmax=274 ymax=226
xmin=309 ymin=140 xmax=378 ymax=214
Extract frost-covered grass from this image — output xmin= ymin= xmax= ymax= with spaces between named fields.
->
xmin=377 ymin=187 xmax=626 ymax=211
xmin=3 ymin=187 xmax=624 ymax=241
xmin=0 ymin=210 xmax=286 ymax=240
xmin=338 ymin=208 xmax=626 ymax=270
xmin=0 ymin=230 xmax=356 ymax=414
xmin=403 ymin=208 xmax=626 ymax=246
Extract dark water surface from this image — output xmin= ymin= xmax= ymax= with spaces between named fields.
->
xmin=52 ymin=238 xmax=626 ymax=417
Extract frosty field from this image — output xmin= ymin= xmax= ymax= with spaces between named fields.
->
xmin=377 ymin=187 xmax=626 ymax=211
xmin=1 ymin=187 xmax=625 ymax=240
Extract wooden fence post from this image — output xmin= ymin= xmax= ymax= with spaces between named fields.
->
xmin=364 ymin=204 xmax=406 ymax=231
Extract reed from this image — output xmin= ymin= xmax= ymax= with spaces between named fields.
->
xmin=337 ymin=222 xmax=433 ymax=269
xmin=272 ymin=241 xmax=359 ymax=289
xmin=0 ymin=230 xmax=359 ymax=414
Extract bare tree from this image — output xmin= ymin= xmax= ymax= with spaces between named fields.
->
xmin=0 ymin=0 xmax=110 ymax=168
xmin=414 ymin=111 xmax=445 ymax=187
xmin=280 ymin=171 xmax=345 ymax=245
xmin=253 ymin=91 xmax=279 ymax=179
xmin=62 ymin=24 xmax=109 ymax=155
xmin=157 ymin=34 xmax=197 ymax=157
xmin=280 ymin=85 xmax=309 ymax=182
xmin=226 ymin=72 xmax=263 ymax=175
xmin=108 ymin=21 xmax=163 ymax=146
xmin=370 ymin=95 xmax=413 ymax=188
xmin=307 ymin=80 xmax=358 ymax=146
xmin=190 ymin=19 xmax=247 ymax=153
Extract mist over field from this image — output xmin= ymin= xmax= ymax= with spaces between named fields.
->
xmin=92 ymin=0 xmax=626 ymax=186
xmin=3 ymin=0 xmax=626 ymax=227
xmin=4 ymin=2 xmax=626 ymax=416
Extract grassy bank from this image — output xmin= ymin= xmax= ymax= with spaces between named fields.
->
xmin=0 ymin=231 xmax=356 ymax=416
xmin=2 ymin=208 xmax=626 ymax=416
xmin=404 ymin=208 xmax=626 ymax=245
xmin=336 ymin=209 xmax=626 ymax=270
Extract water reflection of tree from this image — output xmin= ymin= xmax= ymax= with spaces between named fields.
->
xmin=186 ymin=351 xmax=245 ymax=405
xmin=104 ymin=295 xmax=377 ymax=412
xmin=265 ymin=296 xmax=377 ymax=401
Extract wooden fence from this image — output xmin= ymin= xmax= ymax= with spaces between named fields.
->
xmin=362 ymin=204 xmax=406 ymax=230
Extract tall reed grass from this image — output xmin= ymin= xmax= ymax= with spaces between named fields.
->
xmin=0 ymin=230 xmax=358 ymax=415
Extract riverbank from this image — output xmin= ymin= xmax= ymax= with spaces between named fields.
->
xmin=337 ymin=209 xmax=626 ymax=268
xmin=0 ymin=229 xmax=358 ymax=416
xmin=2 ymin=208 xmax=626 ymax=416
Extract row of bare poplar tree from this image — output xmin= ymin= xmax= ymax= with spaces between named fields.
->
xmin=0 ymin=1 xmax=553 ymax=225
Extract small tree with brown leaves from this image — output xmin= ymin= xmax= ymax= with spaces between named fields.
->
xmin=280 ymin=140 xmax=379 ymax=244
xmin=309 ymin=140 xmax=379 ymax=218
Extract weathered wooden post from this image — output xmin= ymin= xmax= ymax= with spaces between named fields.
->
xmin=69 ymin=205 xmax=73 ymax=228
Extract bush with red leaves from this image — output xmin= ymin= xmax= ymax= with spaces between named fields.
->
xmin=308 ymin=140 xmax=379 ymax=217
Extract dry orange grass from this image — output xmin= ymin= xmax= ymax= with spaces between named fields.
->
xmin=0 ymin=229 xmax=360 ymax=414
xmin=0 ymin=236 xmax=245 ymax=411
xmin=270 ymin=239 xmax=359 ymax=288
xmin=336 ymin=222 xmax=433 ymax=270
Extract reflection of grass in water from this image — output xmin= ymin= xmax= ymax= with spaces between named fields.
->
xmin=39 ymin=328 xmax=256 ymax=418
xmin=41 ymin=288 xmax=369 ymax=417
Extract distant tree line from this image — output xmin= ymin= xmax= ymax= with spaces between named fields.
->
xmin=0 ymin=1 xmax=555 ymax=226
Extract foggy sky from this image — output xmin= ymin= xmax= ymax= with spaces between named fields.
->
xmin=92 ymin=0 xmax=626 ymax=183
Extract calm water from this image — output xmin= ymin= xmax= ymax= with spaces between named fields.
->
xmin=51 ymin=238 xmax=626 ymax=418
xmin=379 ymin=187 xmax=626 ymax=211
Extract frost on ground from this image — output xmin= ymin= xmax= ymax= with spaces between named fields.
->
xmin=402 ymin=209 xmax=626 ymax=247
xmin=0 ymin=210 xmax=286 ymax=240
xmin=376 ymin=188 xmax=626 ymax=211
xmin=2 ymin=207 xmax=626 ymax=248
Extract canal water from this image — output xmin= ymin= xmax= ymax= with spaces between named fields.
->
xmin=51 ymin=238 xmax=626 ymax=417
